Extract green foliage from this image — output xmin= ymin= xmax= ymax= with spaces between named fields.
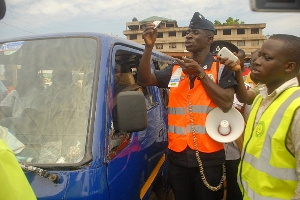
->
xmin=214 ymin=20 xmax=222 ymax=25
xmin=214 ymin=17 xmax=245 ymax=25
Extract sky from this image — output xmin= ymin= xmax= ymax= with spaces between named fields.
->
xmin=0 ymin=0 xmax=300 ymax=41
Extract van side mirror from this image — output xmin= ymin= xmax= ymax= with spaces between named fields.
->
xmin=250 ymin=0 xmax=300 ymax=12
xmin=117 ymin=91 xmax=148 ymax=132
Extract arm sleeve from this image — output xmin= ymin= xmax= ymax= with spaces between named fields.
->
xmin=218 ymin=66 xmax=238 ymax=89
xmin=154 ymin=64 xmax=173 ymax=88
xmin=289 ymin=109 xmax=300 ymax=200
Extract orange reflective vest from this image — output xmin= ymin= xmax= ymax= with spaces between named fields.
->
xmin=168 ymin=63 xmax=224 ymax=153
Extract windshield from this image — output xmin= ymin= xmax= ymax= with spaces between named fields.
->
xmin=0 ymin=37 xmax=97 ymax=165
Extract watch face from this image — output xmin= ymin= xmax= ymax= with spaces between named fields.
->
xmin=197 ymin=72 xmax=204 ymax=80
xmin=197 ymin=72 xmax=205 ymax=79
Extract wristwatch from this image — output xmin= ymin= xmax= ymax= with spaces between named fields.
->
xmin=196 ymin=71 xmax=205 ymax=80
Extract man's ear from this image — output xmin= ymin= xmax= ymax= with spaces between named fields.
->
xmin=285 ymin=62 xmax=297 ymax=74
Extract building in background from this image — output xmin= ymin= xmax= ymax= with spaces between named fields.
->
xmin=123 ymin=16 xmax=266 ymax=59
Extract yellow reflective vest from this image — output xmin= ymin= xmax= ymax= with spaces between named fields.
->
xmin=0 ymin=139 xmax=36 ymax=200
xmin=239 ymin=87 xmax=300 ymax=200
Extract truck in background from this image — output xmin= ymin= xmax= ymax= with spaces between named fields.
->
xmin=0 ymin=33 xmax=174 ymax=200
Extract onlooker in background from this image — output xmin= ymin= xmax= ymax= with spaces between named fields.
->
xmin=236 ymin=49 xmax=249 ymax=78
xmin=238 ymin=34 xmax=300 ymax=199
xmin=223 ymin=48 xmax=246 ymax=200
xmin=244 ymin=50 xmax=259 ymax=89
xmin=221 ymin=49 xmax=260 ymax=108
xmin=137 ymin=12 xmax=237 ymax=200
xmin=239 ymin=49 xmax=261 ymax=121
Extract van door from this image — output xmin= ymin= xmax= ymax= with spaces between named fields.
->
xmin=105 ymin=45 xmax=169 ymax=200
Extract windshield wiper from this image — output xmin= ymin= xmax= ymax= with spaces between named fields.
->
xmin=20 ymin=163 xmax=60 ymax=183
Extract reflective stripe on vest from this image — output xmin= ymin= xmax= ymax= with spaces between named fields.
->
xmin=168 ymin=63 xmax=224 ymax=153
xmin=239 ymin=87 xmax=300 ymax=200
xmin=168 ymin=105 xmax=214 ymax=135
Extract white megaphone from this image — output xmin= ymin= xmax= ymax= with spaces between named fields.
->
xmin=205 ymin=107 xmax=245 ymax=143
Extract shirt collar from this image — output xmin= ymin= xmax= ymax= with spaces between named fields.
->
xmin=260 ymin=77 xmax=299 ymax=99
xmin=201 ymin=52 xmax=215 ymax=70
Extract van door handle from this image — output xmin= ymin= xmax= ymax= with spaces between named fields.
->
xmin=158 ymin=128 xmax=163 ymax=137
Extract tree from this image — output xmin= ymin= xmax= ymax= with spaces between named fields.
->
xmin=214 ymin=20 xmax=222 ymax=25
xmin=225 ymin=17 xmax=245 ymax=25
xmin=214 ymin=17 xmax=245 ymax=25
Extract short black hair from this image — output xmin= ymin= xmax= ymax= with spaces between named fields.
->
xmin=237 ymin=49 xmax=246 ymax=60
xmin=269 ymin=34 xmax=300 ymax=70
xmin=238 ymin=49 xmax=246 ymax=56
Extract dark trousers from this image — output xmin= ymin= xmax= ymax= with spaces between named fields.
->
xmin=168 ymin=162 xmax=224 ymax=200
xmin=225 ymin=159 xmax=242 ymax=200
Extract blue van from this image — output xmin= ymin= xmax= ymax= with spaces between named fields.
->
xmin=0 ymin=33 xmax=173 ymax=200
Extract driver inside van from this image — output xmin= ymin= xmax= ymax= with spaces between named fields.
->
xmin=112 ymin=61 xmax=141 ymax=133
xmin=112 ymin=62 xmax=131 ymax=133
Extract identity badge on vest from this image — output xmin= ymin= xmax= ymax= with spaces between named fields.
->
xmin=168 ymin=67 xmax=182 ymax=87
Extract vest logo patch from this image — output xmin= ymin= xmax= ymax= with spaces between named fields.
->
xmin=207 ymin=74 xmax=215 ymax=82
xmin=255 ymin=121 xmax=265 ymax=138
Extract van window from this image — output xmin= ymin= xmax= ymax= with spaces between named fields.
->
xmin=108 ymin=49 xmax=171 ymax=158
xmin=0 ymin=37 xmax=97 ymax=165
xmin=112 ymin=50 xmax=142 ymax=134
xmin=108 ymin=50 xmax=143 ymax=158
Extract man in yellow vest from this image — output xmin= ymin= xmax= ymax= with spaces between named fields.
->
xmin=223 ymin=34 xmax=300 ymax=199
xmin=137 ymin=12 xmax=237 ymax=200
xmin=0 ymin=139 xmax=37 ymax=200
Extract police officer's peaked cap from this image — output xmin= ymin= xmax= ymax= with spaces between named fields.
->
xmin=189 ymin=12 xmax=215 ymax=34
xmin=210 ymin=40 xmax=239 ymax=56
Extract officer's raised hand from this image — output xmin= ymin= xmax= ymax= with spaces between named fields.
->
xmin=143 ymin=23 xmax=157 ymax=48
